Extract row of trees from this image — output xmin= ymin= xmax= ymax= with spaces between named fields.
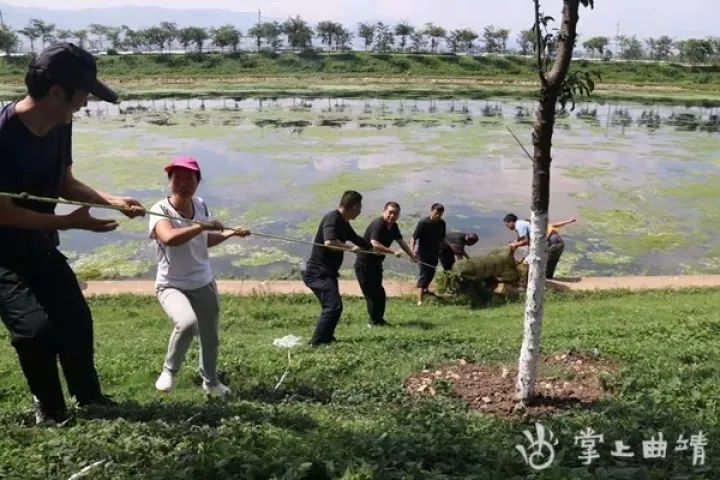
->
xmin=0 ymin=17 xmax=513 ymax=55
xmin=1 ymin=17 xmax=719 ymax=64
xmin=582 ymin=34 xmax=720 ymax=63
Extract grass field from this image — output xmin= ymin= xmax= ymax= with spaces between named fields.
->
xmin=0 ymin=289 xmax=718 ymax=479
xmin=1 ymin=52 xmax=719 ymax=104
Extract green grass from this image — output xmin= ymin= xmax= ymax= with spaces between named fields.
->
xmin=2 ymin=53 xmax=720 ymax=104
xmin=1 ymin=290 xmax=719 ymax=478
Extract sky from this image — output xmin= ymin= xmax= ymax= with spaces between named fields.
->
xmin=2 ymin=0 xmax=715 ymax=39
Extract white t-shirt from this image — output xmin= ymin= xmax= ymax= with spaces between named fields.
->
xmin=515 ymin=219 xmax=532 ymax=258
xmin=148 ymin=197 xmax=214 ymax=290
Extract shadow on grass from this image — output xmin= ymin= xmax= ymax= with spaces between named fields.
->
xmin=398 ymin=320 xmax=436 ymax=330
xmin=76 ymin=398 xmax=320 ymax=432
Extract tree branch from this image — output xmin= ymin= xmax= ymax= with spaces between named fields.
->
xmin=547 ymin=0 xmax=581 ymax=87
xmin=534 ymin=0 xmax=548 ymax=87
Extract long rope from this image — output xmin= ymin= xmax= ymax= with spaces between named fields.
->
xmin=506 ymin=126 xmax=534 ymax=162
xmin=0 ymin=191 xmax=439 ymax=269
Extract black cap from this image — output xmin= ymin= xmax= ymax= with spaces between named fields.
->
xmin=30 ymin=42 xmax=118 ymax=103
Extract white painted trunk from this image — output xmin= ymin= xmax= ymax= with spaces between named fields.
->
xmin=515 ymin=211 xmax=549 ymax=402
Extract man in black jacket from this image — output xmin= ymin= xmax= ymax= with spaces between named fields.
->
xmin=302 ymin=191 xmax=373 ymax=346
xmin=0 ymin=43 xmax=146 ymax=426
xmin=354 ymin=202 xmax=416 ymax=327
xmin=410 ymin=203 xmax=447 ymax=305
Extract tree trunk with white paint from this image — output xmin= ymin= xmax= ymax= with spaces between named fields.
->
xmin=515 ymin=0 xmax=587 ymax=404
xmin=515 ymin=211 xmax=549 ymax=401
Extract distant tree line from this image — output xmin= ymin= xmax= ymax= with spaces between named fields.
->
xmin=1 ymin=15 xmax=718 ymax=65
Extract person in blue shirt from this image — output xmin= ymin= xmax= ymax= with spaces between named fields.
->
xmin=504 ymin=213 xmax=531 ymax=260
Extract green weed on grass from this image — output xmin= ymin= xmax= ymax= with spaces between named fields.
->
xmin=1 ymin=290 xmax=720 ymax=478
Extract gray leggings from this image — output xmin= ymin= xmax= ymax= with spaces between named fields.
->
xmin=157 ymin=281 xmax=220 ymax=385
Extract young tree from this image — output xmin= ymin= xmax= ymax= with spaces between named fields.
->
xmin=618 ymin=35 xmax=643 ymax=59
xmin=496 ymin=28 xmax=511 ymax=52
xmin=189 ymin=26 xmax=209 ymax=53
xmin=514 ymin=0 xmax=597 ymax=407
xmin=73 ymin=29 xmax=88 ymax=49
xmin=316 ymin=20 xmax=336 ymax=51
xmin=55 ymin=29 xmax=73 ymax=43
xmin=582 ymin=35 xmax=608 ymax=58
xmin=517 ymin=29 xmax=536 ymax=55
xmin=144 ymin=26 xmax=165 ymax=53
xmin=458 ymin=28 xmax=479 ymax=53
xmin=178 ymin=27 xmax=194 ymax=52
xmin=122 ymin=27 xmax=148 ymax=53
xmin=88 ymin=24 xmax=108 ymax=51
xmin=248 ymin=23 xmax=264 ymax=51
xmin=18 ymin=22 xmax=40 ymax=53
xmin=0 ymin=24 xmax=18 ymax=57
xmin=263 ymin=22 xmax=284 ymax=52
xmin=29 ymin=19 xmax=55 ymax=49
xmin=410 ymin=31 xmax=427 ymax=53
xmin=336 ymin=27 xmax=353 ymax=52
xmin=483 ymin=25 xmax=501 ymax=52
xmin=283 ymin=16 xmax=314 ymax=52
xmin=423 ymin=23 xmax=446 ymax=53
xmin=373 ymin=22 xmax=395 ymax=53
xmin=105 ymin=27 xmax=123 ymax=51
xmin=159 ymin=21 xmax=177 ymax=51
xmin=213 ymin=25 xmax=241 ymax=53
xmin=655 ymin=35 xmax=674 ymax=59
xmin=678 ymin=38 xmax=714 ymax=64
xmin=394 ymin=22 xmax=414 ymax=52
xmin=357 ymin=22 xmax=375 ymax=51
xmin=447 ymin=30 xmax=462 ymax=54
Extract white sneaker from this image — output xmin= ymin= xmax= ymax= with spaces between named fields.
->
xmin=155 ymin=370 xmax=176 ymax=392
xmin=202 ymin=381 xmax=231 ymax=397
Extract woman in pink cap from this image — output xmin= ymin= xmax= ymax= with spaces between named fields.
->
xmin=148 ymin=156 xmax=249 ymax=396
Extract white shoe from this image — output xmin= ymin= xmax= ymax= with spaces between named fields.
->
xmin=155 ymin=370 xmax=176 ymax=392
xmin=202 ymin=381 xmax=231 ymax=397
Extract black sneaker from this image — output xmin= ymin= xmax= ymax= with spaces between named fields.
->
xmin=33 ymin=396 xmax=71 ymax=427
xmin=368 ymin=319 xmax=390 ymax=327
xmin=310 ymin=336 xmax=337 ymax=347
xmin=78 ymin=394 xmax=118 ymax=408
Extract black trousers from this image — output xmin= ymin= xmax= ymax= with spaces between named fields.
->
xmin=546 ymin=240 xmax=565 ymax=279
xmin=302 ymin=269 xmax=343 ymax=345
xmin=0 ymin=249 xmax=102 ymax=414
xmin=439 ymin=248 xmax=456 ymax=271
xmin=416 ymin=256 xmax=438 ymax=289
xmin=354 ymin=262 xmax=386 ymax=324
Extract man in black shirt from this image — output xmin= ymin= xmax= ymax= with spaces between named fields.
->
xmin=439 ymin=231 xmax=479 ymax=270
xmin=302 ymin=191 xmax=373 ymax=346
xmin=410 ymin=203 xmax=447 ymax=305
xmin=354 ymin=202 xmax=415 ymax=327
xmin=0 ymin=43 xmax=145 ymax=426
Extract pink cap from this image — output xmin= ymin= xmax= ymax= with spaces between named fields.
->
xmin=164 ymin=156 xmax=201 ymax=180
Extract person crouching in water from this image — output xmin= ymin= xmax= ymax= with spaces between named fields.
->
xmin=149 ymin=156 xmax=250 ymax=396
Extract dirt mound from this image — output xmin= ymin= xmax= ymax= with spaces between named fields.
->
xmin=405 ymin=352 xmax=618 ymax=416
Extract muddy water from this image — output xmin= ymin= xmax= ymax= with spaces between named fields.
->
xmin=56 ymin=97 xmax=720 ymax=280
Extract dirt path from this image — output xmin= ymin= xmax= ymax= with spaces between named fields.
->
xmin=80 ymin=275 xmax=720 ymax=297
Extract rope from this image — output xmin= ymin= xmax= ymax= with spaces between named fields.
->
xmin=506 ymin=126 xmax=534 ymax=162
xmin=0 ymin=191 xmax=218 ymax=229
xmin=0 ymin=191 xmax=438 ymax=269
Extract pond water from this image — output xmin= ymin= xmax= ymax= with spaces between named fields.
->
xmin=55 ymin=96 xmax=720 ymax=280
